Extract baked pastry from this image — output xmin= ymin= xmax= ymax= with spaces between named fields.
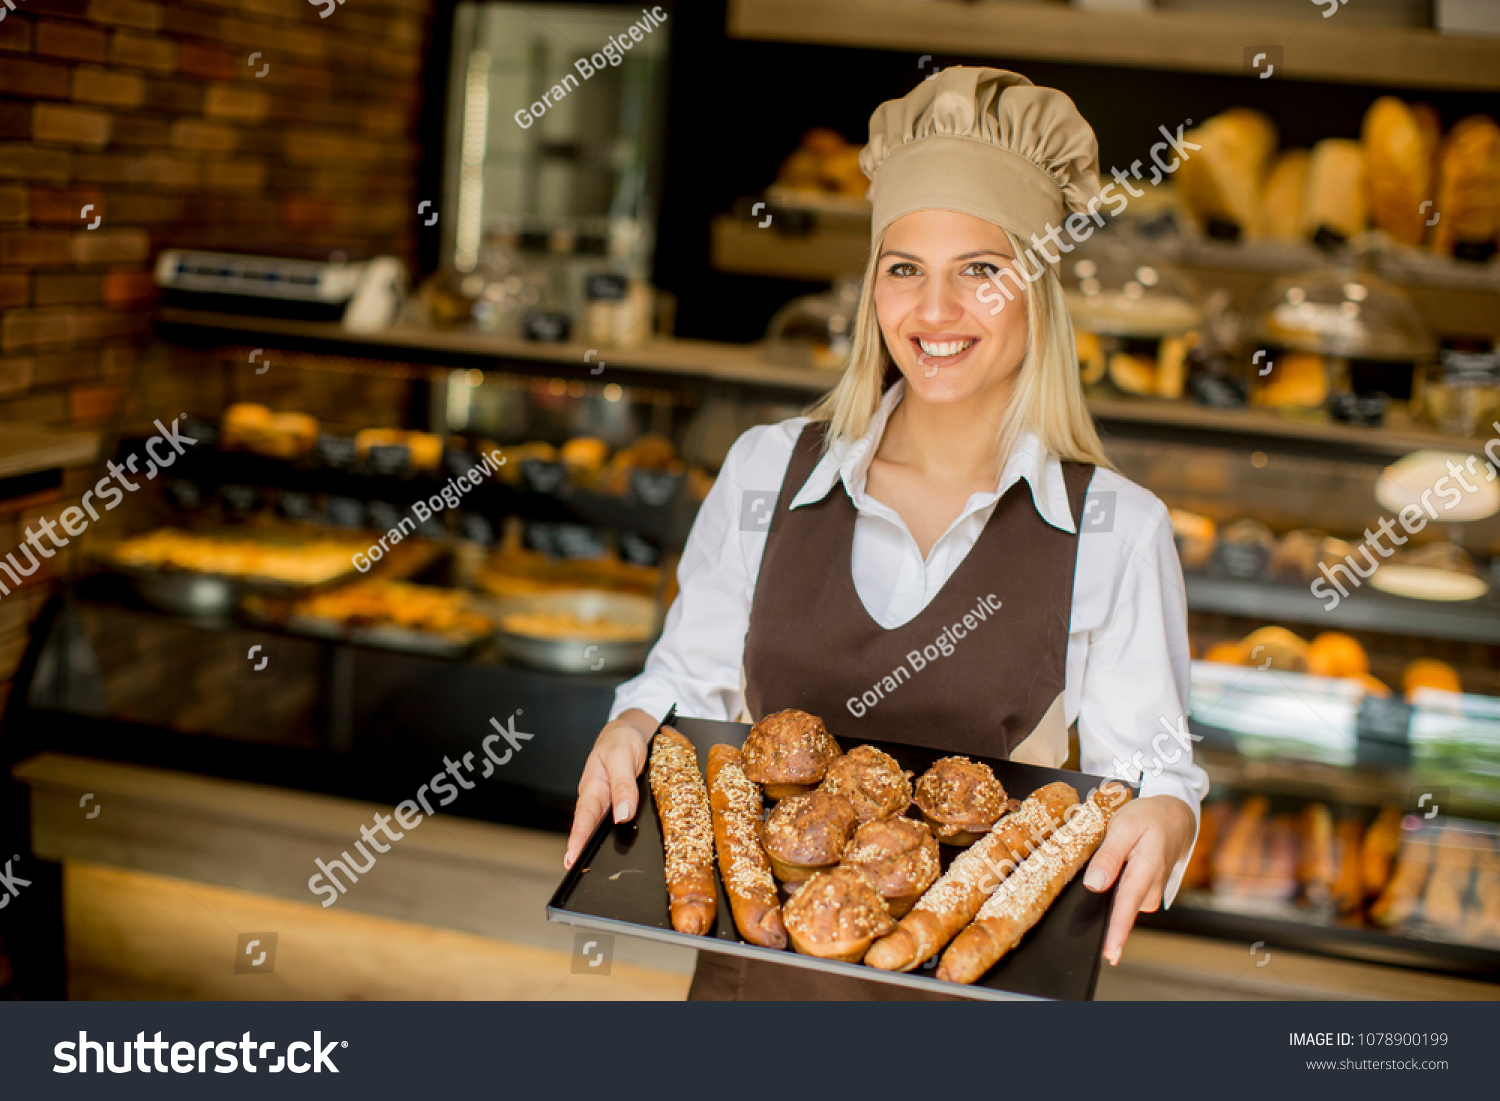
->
xmin=865 ymin=781 xmax=1079 ymax=972
xmin=740 ymin=708 xmax=841 ymax=800
xmin=1212 ymin=794 xmax=1267 ymax=893
xmin=1076 ymin=329 xmax=1106 ymax=386
xmin=1240 ymin=625 xmax=1310 ymax=673
xmin=647 ymin=725 xmax=717 ymax=936
xmin=1181 ymin=800 xmax=1229 ymax=892
xmin=1419 ymin=826 xmax=1474 ymax=933
xmin=1108 ymin=351 xmax=1156 ymax=396
xmin=1170 ymin=509 xmax=1216 ymax=571
xmin=937 ymin=783 xmax=1133 ymax=984
xmin=1268 ymin=528 xmax=1326 ymax=583
xmin=781 ymin=865 xmax=896 ymax=962
xmin=1298 ymin=139 xmax=1368 ymax=242
xmin=1261 ymin=149 xmax=1309 ymax=240
xmin=705 ymin=745 xmax=786 ymax=949
xmin=839 ymin=816 xmax=940 ymax=918
xmin=817 ymin=744 xmax=913 ymax=823
xmin=1361 ymin=805 xmax=1404 ymax=899
xmin=560 ymin=436 xmax=609 ymax=480
xmin=1297 ymin=803 xmax=1337 ymax=908
xmin=1402 ymin=657 xmax=1461 ymax=698
xmin=760 ymin=790 xmax=858 ymax=883
xmin=1431 ymin=115 xmax=1500 ymax=258
xmin=913 ymin=756 xmax=1007 ymax=845
xmin=1331 ymin=817 xmax=1366 ymax=914
xmin=1176 ymin=109 xmax=1277 ymax=240
xmin=1307 ymin=631 xmax=1368 ymax=678
xmin=1363 ymin=97 xmax=1437 ymax=247
xmin=1252 ymin=352 xmax=1327 ymax=408
xmin=1370 ymin=834 xmax=1430 ymax=929
xmin=1155 ymin=336 xmax=1189 ymax=400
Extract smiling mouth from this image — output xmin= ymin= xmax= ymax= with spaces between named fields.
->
xmin=913 ymin=337 xmax=977 ymax=360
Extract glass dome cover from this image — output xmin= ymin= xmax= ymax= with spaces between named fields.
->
xmin=1060 ymin=241 xmax=1202 ymax=337
xmin=1247 ymin=266 xmax=1436 ymax=361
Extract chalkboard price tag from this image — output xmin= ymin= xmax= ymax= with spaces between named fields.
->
xmin=1356 ymin=694 xmax=1414 ymax=745
xmin=629 ymin=468 xmax=680 ymax=508
xmin=317 ymin=435 xmax=358 ymax=469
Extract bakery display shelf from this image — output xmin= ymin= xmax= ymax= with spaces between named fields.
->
xmin=725 ymin=0 xmax=1500 ymax=91
xmin=160 ymin=308 xmax=1493 ymax=461
xmin=549 ymin=713 xmax=1132 ymax=1002
xmin=1183 ymin=573 xmax=1500 ymax=646
xmin=157 ymin=308 xmax=832 ymax=399
xmin=1140 ymin=898 xmax=1500 ymax=978
xmin=124 ymin=434 xmax=690 ymax=548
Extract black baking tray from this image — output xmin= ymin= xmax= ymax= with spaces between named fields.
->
xmin=547 ymin=714 xmax=1134 ymax=1000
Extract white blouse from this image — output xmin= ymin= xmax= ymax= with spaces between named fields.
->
xmin=611 ymin=381 xmax=1209 ymax=903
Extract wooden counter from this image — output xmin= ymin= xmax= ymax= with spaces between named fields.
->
xmin=16 ymin=752 xmax=1496 ymax=1001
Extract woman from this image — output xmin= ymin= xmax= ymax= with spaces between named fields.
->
xmin=564 ymin=67 xmax=1208 ymax=999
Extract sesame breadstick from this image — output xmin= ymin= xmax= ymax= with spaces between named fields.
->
xmin=937 ymin=783 xmax=1132 ymax=984
xmin=864 ymin=781 xmax=1078 ymax=972
xmin=706 ymin=744 xmax=786 ymax=949
xmin=648 ymin=726 xmax=717 ymax=935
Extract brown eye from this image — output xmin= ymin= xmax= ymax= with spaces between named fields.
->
xmin=963 ymin=262 xmax=1002 ymax=278
xmin=886 ymin=262 xmax=918 ymax=277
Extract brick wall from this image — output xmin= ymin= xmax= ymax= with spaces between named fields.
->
xmin=0 ymin=0 xmax=436 ymax=703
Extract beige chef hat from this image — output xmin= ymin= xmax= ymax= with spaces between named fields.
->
xmin=860 ymin=67 xmax=1103 ymax=253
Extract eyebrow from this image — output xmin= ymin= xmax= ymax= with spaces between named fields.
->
xmin=878 ymin=248 xmax=1015 ymax=262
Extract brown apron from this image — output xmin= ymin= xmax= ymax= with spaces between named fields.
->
xmin=689 ymin=420 xmax=1094 ymax=1000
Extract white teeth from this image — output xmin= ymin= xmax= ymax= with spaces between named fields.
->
xmin=917 ymin=338 xmax=975 ymax=358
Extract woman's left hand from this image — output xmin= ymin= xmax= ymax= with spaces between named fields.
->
xmin=1082 ymin=794 xmax=1197 ymax=966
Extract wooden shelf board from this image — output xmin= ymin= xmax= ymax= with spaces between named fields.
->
xmin=159 ymin=308 xmax=1494 ymax=458
xmin=726 ymin=0 xmax=1500 ymax=91
xmin=0 ymin=426 xmax=98 ymax=480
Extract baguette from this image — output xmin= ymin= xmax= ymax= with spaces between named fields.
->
xmin=937 ymin=783 xmax=1132 ymax=984
xmin=648 ymin=725 xmax=717 ymax=935
xmin=705 ymin=744 xmax=786 ymax=949
xmin=1361 ymin=805 xmax=1404 ymax=899
xmin=864 ymin=780 xmax=1078 ymax=972
xmin=1298 ymin=803 xmax=1337 ymax=908
xmin=1331 ymin=817 xmax=1365 ymax=914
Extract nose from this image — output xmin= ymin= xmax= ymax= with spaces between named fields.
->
xmin=914 ymin=268 xmax=966 ymax=326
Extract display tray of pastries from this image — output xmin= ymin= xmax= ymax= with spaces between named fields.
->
xmin=548 ymin=711 xmax=1135 ymax=1001
xmin=241 ymin=579 xmax=497 ymax=657
xmin=1147 ymin=793 xmax=1500 ymax=974
xmin=103 ymin=526 xmax=370 ymax=615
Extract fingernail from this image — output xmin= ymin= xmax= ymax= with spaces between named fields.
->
xmin=1083 ymin=867 xmax=1106 ymax=891
xmin=615 ymin=801 xmax=631 ymax=822
xmin=563 ymin=853 xmax=573 ymax=870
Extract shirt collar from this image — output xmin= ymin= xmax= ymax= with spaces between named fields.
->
xmin=788 ymin=379 xmax=1078 ymax=534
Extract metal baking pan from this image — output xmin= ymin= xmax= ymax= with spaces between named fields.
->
xmin=548 ymin=714 xmax=1131 ymax=1000
xmin=492 ymin=590 xmax=659 ymax=674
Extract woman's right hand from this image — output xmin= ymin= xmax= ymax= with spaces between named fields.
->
xmin=563 ymin=708 xmax=658 ymax=870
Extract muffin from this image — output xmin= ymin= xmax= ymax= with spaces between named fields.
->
xmin=817 ymin=744 xmax=913 ymax=823
xmin=760 ymin=790 xmax=859 ymax=883
xmin=839 ymin=816 xmax=941 ymax=917
xmin=740 ymin=708 xmax=841 ymax=800
xmin=781 ymin=865 xmax=897 ymax=962
xmin=913 ymin=756 xmax=1007 ymax=845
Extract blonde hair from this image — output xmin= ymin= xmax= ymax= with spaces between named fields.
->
xmin=808 ymin=227 xmax=1114 ymax=473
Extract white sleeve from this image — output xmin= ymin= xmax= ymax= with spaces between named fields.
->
xmin=1076 ymin=499 xmax=1209 ymax=908
xmin=607 ymin=428 xmax=771 ymax=725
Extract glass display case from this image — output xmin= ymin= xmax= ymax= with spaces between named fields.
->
xmin=8 ymin=311 xmax=1499 ymax=979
